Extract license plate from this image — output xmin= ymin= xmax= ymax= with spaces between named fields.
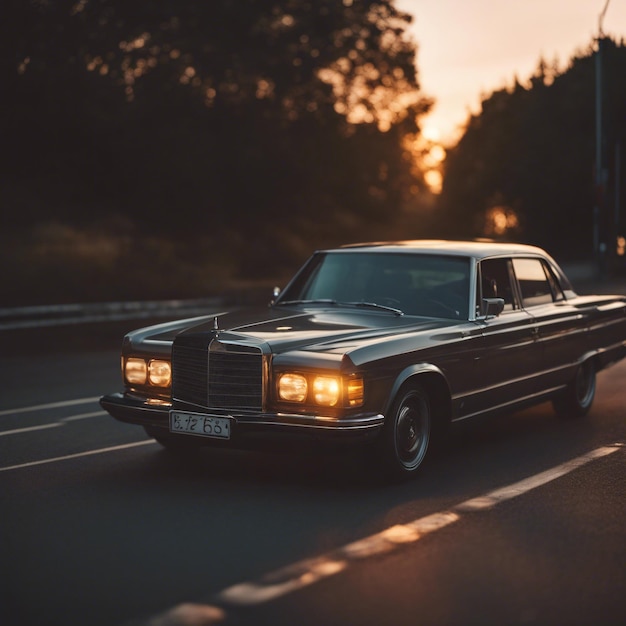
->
xmin=169 ymin=411 xmax=231 ymax=440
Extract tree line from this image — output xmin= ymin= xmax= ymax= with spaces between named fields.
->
xmin=439 ymin=37 xmax=626 ymax=265
xmin=2 ymin=1 xmax=624 ymax=304
xmin=2 ymin=0 xmax=431 ymax=293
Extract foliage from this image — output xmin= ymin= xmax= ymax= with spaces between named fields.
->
xmin=437 ymin=38 xmax=626 ymax=261
xmin=2 ymin=0 xmax=432 ymax=297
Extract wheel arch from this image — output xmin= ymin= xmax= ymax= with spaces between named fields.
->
xmin=385 ymin=364 xmax=452 ymax=430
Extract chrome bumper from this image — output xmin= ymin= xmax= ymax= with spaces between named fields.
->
xmin=100 ymin=392 xmax=384 ymax=441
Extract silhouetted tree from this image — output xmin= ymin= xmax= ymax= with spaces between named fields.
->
xmin=4 ymin=0 xmax=432 ymax=276
xmin=438 ymin=38 xmax=625 ymax=262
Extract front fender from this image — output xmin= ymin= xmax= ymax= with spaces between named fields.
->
xmin=384 ymin=363 xmax=452 ymax=419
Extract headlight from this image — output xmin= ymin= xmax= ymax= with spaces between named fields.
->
xmin=148 ymin=360 xmax=171 ymax=387
xmin=125 ymin=357 xmax=148 ymax=385
xmin=278 ymin=373 xmax=308 ymax=402
xmin=124 ymin=357 xmax=171 ymax=388
xmin=277 ymin=372 xmax=364 ymax=408
xmin=313 ymin=376 xmax=340 ymax=406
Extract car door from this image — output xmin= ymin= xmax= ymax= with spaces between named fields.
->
xmin=511 ymin=257 xmax=588 ymax=392
xmin=455 ymin=257 xmax=542 ymax=420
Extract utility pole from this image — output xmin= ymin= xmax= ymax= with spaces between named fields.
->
xmin=594 ymin=0 xmax=610 ymax=275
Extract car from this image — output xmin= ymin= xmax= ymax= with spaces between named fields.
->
xmin=100 ymin=240 xmax=626 ymax=480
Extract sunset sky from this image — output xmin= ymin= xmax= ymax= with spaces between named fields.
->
xmin=395 ymin=0 xmax=626 ymax=144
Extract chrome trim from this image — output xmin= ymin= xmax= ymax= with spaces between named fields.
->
xmin=451 ymin=384 xmax=565 ymax=423
xmin=234 ymin=412 xmax=385 ymax=431
xmin=102 ymin=393 xmax=383 ymax=432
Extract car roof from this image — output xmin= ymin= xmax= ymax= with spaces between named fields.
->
xmin=333 ymin=240 xmax=549 ymax=260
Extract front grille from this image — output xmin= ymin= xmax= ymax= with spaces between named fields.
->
xmin=172 ymin=335 xmax=210 ymax=408
xmin=208 ymin=345 xmax=263 ymax=409
xmin=172 ymin=335 xmax=263 ymax=411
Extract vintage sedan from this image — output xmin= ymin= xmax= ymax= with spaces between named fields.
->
xmin=100 ymin=241 xmax=626 ymax=479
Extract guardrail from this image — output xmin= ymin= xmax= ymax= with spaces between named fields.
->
xmin=0 ymin=298 xmax=223 ymax=331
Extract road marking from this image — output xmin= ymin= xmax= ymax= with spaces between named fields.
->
xmin=0 ymin=397 xmax=101 ymax=417
xmin=146 ymin=443 xmax=623 ymax=625
xmin=218 ymin=510 xmax=460 ymax=606
xmin=0 ymin=440 xmax=157 ymax=472
xmin=59 ymin=410 xmax=108 ymax=422
xmin=455 ymin=444 xmax=622 ymax=512
xmin=0 ymin=423 xmax=63 ymax=437
xmin=0 ymin=410 xmax=108 ymax=437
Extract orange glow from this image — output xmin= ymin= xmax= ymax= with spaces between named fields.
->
xmin=424 ymin=170 xmax=443 ymax=194
xmin=313 ymin=376 xmax=340 ymax=407
xmin=484 ymin=206 xmax=520 ymax=237
xmin=402 ymin=130 xmax=445 ymax=194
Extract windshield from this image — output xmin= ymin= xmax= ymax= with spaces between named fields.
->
xmin=277 ymin=251 xmax=470 ymax=319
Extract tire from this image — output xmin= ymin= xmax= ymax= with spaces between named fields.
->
xmin=380 ymin=384 xmax=432 ymax=481
xmin=552 ymin=359 xmax=596 ymax=418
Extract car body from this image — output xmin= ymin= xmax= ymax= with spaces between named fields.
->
xmin=100 ymin=240 xmax=626 ymax=479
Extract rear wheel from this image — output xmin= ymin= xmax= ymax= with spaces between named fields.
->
xmin=552 ymin=359 xmax=596 ymax=418
xmin=380 ymin=385 xmax=432 ymax=481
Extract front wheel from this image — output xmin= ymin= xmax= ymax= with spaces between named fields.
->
xmin=379 ymin=385 xmax=432 ymax=481
xmin=552 ymin=359 xmax=596 ymax=418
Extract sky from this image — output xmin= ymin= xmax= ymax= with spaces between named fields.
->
xmin=395 ymin=0 xmax=626 ymax=145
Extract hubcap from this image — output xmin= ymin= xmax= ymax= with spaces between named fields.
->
xmin=395 ymin=393 xmax=430 ymax=468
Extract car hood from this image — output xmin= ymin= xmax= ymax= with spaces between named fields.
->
xmin=126 ymin=304 xmax=455 ymax=358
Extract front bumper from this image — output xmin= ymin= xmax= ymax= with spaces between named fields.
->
xmin=100 ymin=392 xmax=384 ymax=444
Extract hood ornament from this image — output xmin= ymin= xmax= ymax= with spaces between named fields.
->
xmin=213 ymin=316 xmax=219 ymax=333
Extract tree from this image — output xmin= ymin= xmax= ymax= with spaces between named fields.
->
xmin=4 ymin=0 xmax=432 ymax=277
xmin=437 ymin=38 xmax=626 ymax=262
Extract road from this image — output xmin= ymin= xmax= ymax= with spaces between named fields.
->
xmin=1 ymin=325 xmax=625 ymax=626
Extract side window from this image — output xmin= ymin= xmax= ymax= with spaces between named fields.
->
xmin=512 ymin=258 xmax=554 ymax=307
xmin=544 ymin=264 xmax=565 ymax=302
xmin=477 ymin=258 xmax=516 ymax=313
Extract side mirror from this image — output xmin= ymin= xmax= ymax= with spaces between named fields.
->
xmin=481 ymin=297 xmax=505 ymax=318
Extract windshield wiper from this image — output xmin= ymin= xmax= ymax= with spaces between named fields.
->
xmin=342 ymin=301 xmax=404 ymax=316
xmin=275 ymin=299 xmax=337 ymax=306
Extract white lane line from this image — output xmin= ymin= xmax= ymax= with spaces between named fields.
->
xmin=0 ymin=411 xmax=108 ymax=437
xmin=211 ymin=443 xmax=622 ymax=608
xmin=0 ymin=440 xmax=157 ymax=472
xmin=455 ymin=444 xmax=622 ymax=512
xmin=59 ymin=410 xmax=108 ymax=422
xmin=146 ymin=445 xmax=623 ymax=625
xmin=0 ymin=423 xmax=64 ymax=437
xmin=218 ymin=510 xmax=460 ymax=606
xmin=0 ymin=397 xmax=101 ymax=417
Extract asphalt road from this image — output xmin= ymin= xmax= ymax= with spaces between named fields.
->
xmin=1 ymin=327 xmax=625 ymax=626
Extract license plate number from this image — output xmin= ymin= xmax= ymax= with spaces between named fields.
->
xmin=169 ymin=411 xmax=231 ymax=440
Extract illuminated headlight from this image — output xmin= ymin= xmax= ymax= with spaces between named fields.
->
xmin=148 ymin=360 xmax=171 ymax=387
xmin=125 ymin=357 xmax=148 ymax=384
xmin=313 ymin=376 xmax=340 ymax=406
xmin=278 ymin=373 xmax=308 ymax=402
xmin=277 ymin=372 xmax=364 ymax=408
xmin=124 ymin=357 xmax=171 ymax=388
